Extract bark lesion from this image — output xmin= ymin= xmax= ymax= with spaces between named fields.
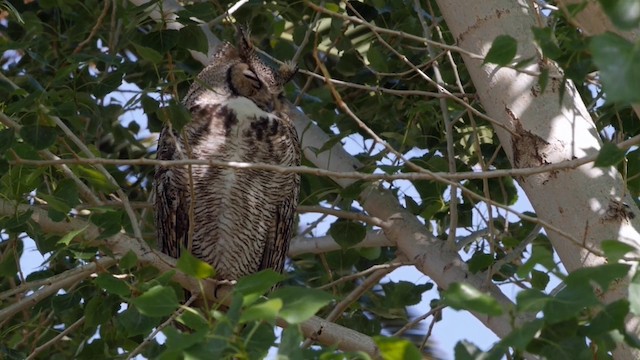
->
xmin=508 ymin=110 xmax=550 ymax=170
xmin=602 ymin=199 xmax=636 ymax=222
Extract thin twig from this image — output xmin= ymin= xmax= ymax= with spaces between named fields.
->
xmin=47 ymin=112 xmax=143 ymax=241
xmin=0 ymin=112 xmax=100 ymax=204
xmin=25 ymin=316 xmax=85 ymax=360
xmin=72 ymin=0 xmax=110 ymax=54
xmin=125 ymin=294 xmax=200 ymax=360
xmin=0 ymin=257 xmax=117 ymax=322
xmin=302 ymin=260 xmax=396 ymax=348
xmin=392 ymin=304 xmax=445 ymax=338
xmin=412 ymin=0 xmax=459 ymax=249
xmin=297 ymin=205 xmax=385 ymax=227
xmin=7 ymin=131 xmax=640 ymax=182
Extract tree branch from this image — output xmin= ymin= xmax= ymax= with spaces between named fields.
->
xmin=0 ymin=199 xmax=381 ymax=358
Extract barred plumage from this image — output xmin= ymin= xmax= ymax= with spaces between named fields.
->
xmin=154 ymin=27 xmax=300 ymax=282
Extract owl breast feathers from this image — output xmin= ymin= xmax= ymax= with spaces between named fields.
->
xmin=154 ymin=27 xmax=300 ymax=281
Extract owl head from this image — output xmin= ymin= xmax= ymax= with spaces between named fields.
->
xmin=183 ymin=26 xmax=298 ymax=113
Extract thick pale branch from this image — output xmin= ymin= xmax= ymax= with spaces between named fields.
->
xmin=289 ymin=231 xmax=393 ymax=257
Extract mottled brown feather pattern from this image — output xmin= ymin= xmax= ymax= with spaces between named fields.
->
xmin=154 ymin=27 xmax=300 ymax=283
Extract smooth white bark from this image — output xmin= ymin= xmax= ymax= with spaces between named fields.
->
xmin=435 ymin=0 xmax=640 ymax=357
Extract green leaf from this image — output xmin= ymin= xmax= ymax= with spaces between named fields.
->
xmin=57 ymin=226 xmax=86 ymax=246
xmin=116 ymin=306 xmax=161 ymax=337
xmin=0 ymin=128 xmax=15 ymax=154
xmin=329 ymin=219 xmax=366 ymax=248
xmin=133 ymin=43 xmax=163 ymax=64
xmin=532 ymin=27 xmax=562 ymax=60
xmin=176 ymin=250 xmax=215 ymax=279
xmin=629 ymin=272 xmax=640 ymax=316
xmin=381 ymin=281 xmax=433 ymax=307
xmin=119 ymin=250 xmax=138 ymax=271
xmin=584 ymin=299 xmax=628 ymax=336
xmin=442 ymin=283 xmax=504 ymax=316
xmin=590 ymin=33 xmax=640 ymax=103
xmin=544 ymin=284 xmax=599 ymax=324
xmin=19 ymin=125 xmax=57 ymax=150
xmin=594 ymin=142 xmax=626 ymax=167
xmin=467 ymin=252 xmax=493 ymax=273
xmin=95 ymin=273 xmax=130 ymax=298
xmin=158 ymin=102 xmax=191 ymax=132
xmin=367 ymin=45 xmax=388 ymax=72
xmin=239 ymin=298 xmax=282 ymax=324
xmin=131 ymin=285 xmax=179 ymax=317
xmin=178 ymin=25 xmax=209 ymax=54
xmin=494 ymin=319 xmax=544 ymax=353
xmin=484 ymin=35 xmax=517 ymax=66
xmin=278 ymin=326 xmax=304 ymax=359
xmin=531 ymin=270 xmax=550 ymax=291
xmin=601 ymin=239 xmax=637 ymax=262
xmin=598 ymin=0 xmax=640 ymax=30
xmin=374 ymin=336 xmax=422 ymax=360
xmin=565 ymin=263 xmax=629 ymax=292
xmin=84 ymin=296 xmax=115 ymax=328
xmin=270 ymin=286 xmax=333 ymax=324
xmin=234 ymin=269 xmax=286 ymax=305
xmin=177 ymin=307 xmax=209 ymax=332
xmin=454 ymin=340 xmax=485 ymax=360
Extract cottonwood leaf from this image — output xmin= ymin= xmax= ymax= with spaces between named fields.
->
xmin=442 ymin=283 xmax=503 ymax=316
xmin=239 ymin=298 xmax=283 ymax=324
xmin=594 ymin=142 xmax=626 ymax=167
xmin=598 ymin=0 xmax=640 ymax=30
xmin=57 ymin=226 xmax=87 ymax=246
xmin=131 ymin=285 xmax=179 ymax=317
xmin=374 ymin=336 xmax=422 ymax=360
xmin=329 ymin=219 xmax=366 ymax=248
xmin=271 ymin=287 xmax=332 ymax=324
xmin=95 ymin=273 xmax=130 ymax=298
xmin=20 ymin=125 xmax=57 ymax=150
xmin=590 ymin=33 xmax=640 ymax=103
xmin=601 ymin=239 xmax=637 ymax=262
xmin=176 ymin=250 xmax=215 ymax=279
xmin=484 ymin=35 xmax=517 ymax=66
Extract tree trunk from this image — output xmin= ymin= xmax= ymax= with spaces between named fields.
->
xmin=434 ymin=0 xmax=640 ymax=357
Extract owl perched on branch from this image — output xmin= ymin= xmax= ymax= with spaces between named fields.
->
xmin=154 ymin=27 xmax=300 ymax=284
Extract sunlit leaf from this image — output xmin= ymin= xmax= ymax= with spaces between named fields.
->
xmin=57 ymin=226 xmax=87 ymax=246
xmin=374 ymin=336 xmax=422 ymax=360
xmin=239 ymin=298 xmax=282 ymax=324
xmin=442 ymin=283 xmax=504 ymax=316
xmin=176 ymin=250 xmax=216 ymax=279
xmin=601 ymin=240 xmax=637 ymax=262
xmin=484 ymin=35 xmax=517 ymax=66
xmin=271 ymin=287 xmax=333 ymax=324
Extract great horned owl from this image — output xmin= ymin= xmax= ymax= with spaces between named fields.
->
xmin=154 ymin=27 xmax=300 ymax=284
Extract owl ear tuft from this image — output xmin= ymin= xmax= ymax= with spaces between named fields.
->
xmin=235 ymin=25 xmax=254 ymax=58
xmin=279 ymin=61 xmax=298 ymax=84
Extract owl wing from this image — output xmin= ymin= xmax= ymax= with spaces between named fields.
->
xmin=258 ymin=122 xmax=301 ymax=275
xmin=259 ymin=178 xmax=299 ymax=274
xmin=154 ymin=127 xmax=190 ymax=260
